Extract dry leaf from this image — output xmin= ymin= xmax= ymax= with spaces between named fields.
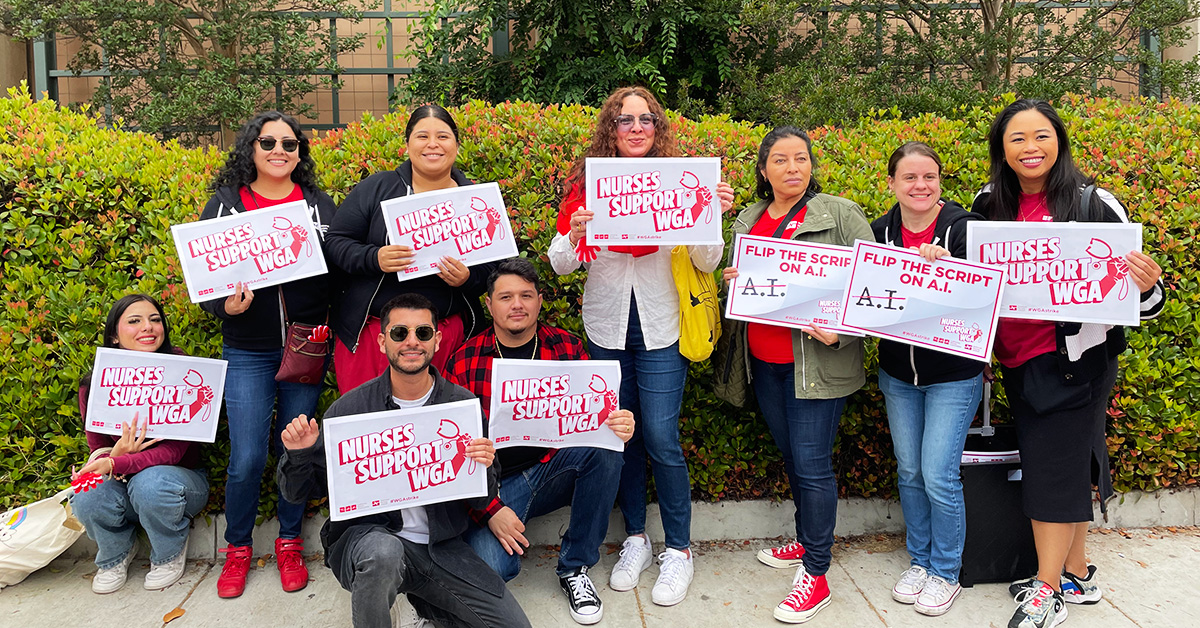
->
xmin=256 ymin=557 xmax=267 ymax=568
xmin=724 ymin=601 xmax=732 ymax=606
xmin=163 ymin=607 xmax=185 ymax=624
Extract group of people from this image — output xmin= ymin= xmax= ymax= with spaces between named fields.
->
xmin=67 ymin=86 xmax=1164 ymax=628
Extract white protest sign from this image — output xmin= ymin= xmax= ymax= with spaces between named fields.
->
xmin=838 ymin=241 xmax=1006 ymax=362
xmin=487 ymin=359 xmax=624 ymax=452
xmin=966 ymin=222 xmax=1142 ymax=325
xmin=725 ymin=234 xmax=860 ymax=335
xmin=585 ymin=157 xmax=723 ymax=245
xmin=171 ymin=201 xmax=328 ymax=303
xmin=85 ymin=348 xmax=227 ymax=443
xmin=380 ymin=182 xmax=519 ymax=281
xmin=323 ymin=399 xmax=488 ymax=522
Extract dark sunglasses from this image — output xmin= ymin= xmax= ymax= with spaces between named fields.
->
xmin=256 ymin=137 xmax=300 ymax=153
xmin=388 ymin=324 xmax=436 ymax=342
xmin=615 ymin=113 xmax=657 ymax=131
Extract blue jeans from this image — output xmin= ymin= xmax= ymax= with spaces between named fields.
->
xmin=222 ymin=344 xmax=324 ymax=547
xmin=587 ymin=302 xmax=691 ymax=550
xmin=751 ymin=357 xmax=845 ymax=576
xmin=465 ymin=447 xmax=623 ymax=579
xmin=70 ymin=465 xmax=208 ymax=568
xmin=879 ymin=370 xmax=982 ymax=583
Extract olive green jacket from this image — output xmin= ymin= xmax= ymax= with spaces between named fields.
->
xmin=728 ymin=193 xmax=873 ymax=399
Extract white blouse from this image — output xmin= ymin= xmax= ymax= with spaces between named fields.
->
xmin=548 ymin=232 xmax=723 ymax=351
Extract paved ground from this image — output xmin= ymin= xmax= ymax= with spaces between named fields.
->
xmin=3 ymin=527 xmax=1198 ymax=628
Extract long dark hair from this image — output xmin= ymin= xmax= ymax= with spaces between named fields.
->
xmin=755 ymin=126 xmax=822 ymax=201
xmin=405 ymin=104 xmax=459 ymax=142
xmin=212 ymin=111 xmax=319 ymax=196
xmin=564 ymin=86 xmax=679 ymax=189
xmin=82 ymin=294 xmax=175 ymax=392
xmin=979 ymin=99 xmax=1093 ymax=221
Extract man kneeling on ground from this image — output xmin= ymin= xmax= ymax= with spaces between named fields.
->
xmin=277 ymin=293 xmax=531 ymax=628
xmin=447 ymin=258 xmax=636 ymax=625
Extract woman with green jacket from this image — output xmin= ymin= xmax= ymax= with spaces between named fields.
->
xmin=722 ymin=126 xmax=871 ymax=624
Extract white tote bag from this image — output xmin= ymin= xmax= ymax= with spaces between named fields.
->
xmin=0 ymin=487 xmax=85 ymax=589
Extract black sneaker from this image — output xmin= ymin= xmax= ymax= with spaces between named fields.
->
xmin=559 ymin=566 xmax=603 ymax=625
xmin=1008 ymin=581 xmax=1068 ymax=628
xmin=1061 ymin=564 xmax=1101 ymax=604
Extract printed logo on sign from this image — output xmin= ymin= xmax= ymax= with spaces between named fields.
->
xmin=594 ymin=234 xmax=609 ymax=240
xmin=393 ymin=197 xmax=504 ymax=256
xmin=596 ymin=170 xmax=714 ymax=233
xmin=184 ymin=216 xmax=314 ymax=275
xmin=499 ymin=373 xmax=618 ymax=437
xmin=979 ymin=237 xmax=1131 ymax=305
xmin=335 ymin=419 xmax=477 ymax=492
xmin=199 ymin=288 xmax=214 ymax=296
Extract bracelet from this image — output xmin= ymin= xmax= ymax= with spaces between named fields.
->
xmin=107 ymin=456 xmax=116 ymax=476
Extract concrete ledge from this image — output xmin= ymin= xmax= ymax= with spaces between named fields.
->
xmin=61 ymin=487 xmax=1200 ymax=560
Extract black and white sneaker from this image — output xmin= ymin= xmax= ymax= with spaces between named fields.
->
xmin=560 ymin=566 xmax=604 ymax=625
xmin=1061 ymin=565 xmax=1102 ymax=604
xmin=1008 ymin=581 xmax=1068 ymax=628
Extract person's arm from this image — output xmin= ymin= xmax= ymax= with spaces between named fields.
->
xmin=277 ymin=415 xmax=329 ymax=502
xmin=325 ymin=177 xmax=386 ymax=277
xmin=687 ymin=243 xmax=724 ymax=273
xmin=109 ymin=441 xmax=191 ymax=475
xmin=548 ymin=232 xmax=583 ymax=275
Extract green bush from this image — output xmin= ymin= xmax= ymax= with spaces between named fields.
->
xmin=2 ymin=86 xmax=1196 ymax=517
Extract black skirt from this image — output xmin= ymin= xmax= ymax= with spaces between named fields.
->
xmin=1004 ymin=352 xmax=1119 ymax=523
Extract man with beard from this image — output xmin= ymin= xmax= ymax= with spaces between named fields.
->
xmin=277 ymin=293 xmax=530 ymax=628
xmin=447 ymin=258 xmax=635 ymax=626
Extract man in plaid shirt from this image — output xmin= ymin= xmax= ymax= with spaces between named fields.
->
xmin=447 ymin=258 xmax=635 ymax=626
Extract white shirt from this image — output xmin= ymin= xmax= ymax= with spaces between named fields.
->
xmin=548 ymin=232 xmax=723 ymax=350
xmin=392 ymin=385 xmax=435 ymax=544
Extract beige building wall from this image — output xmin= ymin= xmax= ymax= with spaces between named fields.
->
xmin=0 ymin=34 xmax=29 ymax=92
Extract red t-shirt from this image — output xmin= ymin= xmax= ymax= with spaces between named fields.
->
xmin=239 ymin=184 xmax=304 ymax=210
xmin=900 ymin=220 xmax=938 ymax=250
xmin=994 ymin=192 xmax=1058 ymax=368
xmin=746 ymin=205 xmax=808 ymax=364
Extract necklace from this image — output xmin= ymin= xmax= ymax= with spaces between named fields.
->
xmin=1019 ymin=195 xmax=1050 ymax=222
xmin=494 ymin=331 xmax=538 ymax=359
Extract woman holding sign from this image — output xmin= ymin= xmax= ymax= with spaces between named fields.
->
xmin=871 ymin=142 xmax=983 ymax=616
xmin=976 ymin=100 xmax=1164 ymax=628
xmin=721 ymin=127 xmax=872 ymax=624
xmin=549 ymin=86 xmax=734 ymax=607
xmin=72 ymin=294 xmax=208 ymax=594
xmin=326 ymin=104 xmax=498 ymax=396
xmin=198 ymin=111 xmax=337 ymax=598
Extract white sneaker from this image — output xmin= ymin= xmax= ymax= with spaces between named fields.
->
xmin=608 ymin=536 xmax=653 ymax=591
xmin=144 ymin=538 xmax=188 ymax=590
xmin=891 ymin=565 xmax=928 ymax=604
xmin=915 ymin=575 xmax=961 ymax=616
xmin=651 ymin=548 xmax=694 ymax=606
xmin=92 ymin=540 xmax=137 ymax=594
xmin=394 ymin=598 xmax=433 ymax=628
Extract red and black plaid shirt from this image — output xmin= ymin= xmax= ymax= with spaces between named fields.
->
xmin=447 ymin=323 xmax=589 ymax=525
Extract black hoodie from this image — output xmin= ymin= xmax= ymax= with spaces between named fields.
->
xmin=870 ymin=199 xmax=986 ymax=386
xmin=198 ymin=186 xmax=337 ymax=351
xmin=324 ymin=161 xmax=495 ymax=350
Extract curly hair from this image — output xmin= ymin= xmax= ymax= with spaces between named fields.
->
xmin=211 ymin=111 xmax=319 ymax=195
xmin=564 ymin=86 xmax=679 ymax=188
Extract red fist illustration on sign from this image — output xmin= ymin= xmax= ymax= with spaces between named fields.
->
xmin=1085 ymin=238 xmax=1131 ymax=300
xmin=471 ymin=197 xmax=506 ymax=241
xmin=588 ymin=374 xmax=618 ymax=421
xmin=437 ymin=419 xmax=476 ymax=476
xmin=182 ymin=369 xmax=215 ymax=422
xmin=680 ymin=171 xmax=714 ymax=225
xmin=273 ymin=216 xmax=313 ymax=258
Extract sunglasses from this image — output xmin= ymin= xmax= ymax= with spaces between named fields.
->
xmin=388 ymin=324 xmax=436 ymax=343
xmin=256 ymin=137 xmax=300 ymax=153
xmin=615 ymin=113 xmax=657 ymax=131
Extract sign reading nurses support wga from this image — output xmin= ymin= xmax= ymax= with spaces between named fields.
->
xmin=838 ymin=241 xmax=1006 ymax=361
xmin=85 ymin=348 xmax=227 ymax=443
xmin=966 ymin=222 xmax=1142 ymax=326
xmin=380 ymin=183 xmax=519 ymax=281
xmin=488 ymin=359 xmax=624 ymax=452
xmin=725 ymin=234 xmax=859 ymax=335
xmin=585 ymin=157 xmax=723 ymax=245
xmin=171 ymin=201 xmax=328 ymax=303
xmin=323 ymin=399 xmax=488 ymax=522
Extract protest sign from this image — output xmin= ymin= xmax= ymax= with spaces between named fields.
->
xmin=725 ymin=234 xmax=860 ymax=335
xmin=171 ymin=201 xmax=328 ymax=303
xmin=380 ymin=182 xmax=519 ymax=281
xmin=839 ymin=241 xmax=1006 ymax=361
xmin=487 ymin=359 xmax=624 ymax=452
xmin=584 ymin=157 xmax=723 ymax=245
xmin=966 ymin=222 xmax=1142 ymax=325
xmin=84 ymin=348 xmax=227 ymax=443
xmin=322 ymin=399 xmax=488 ymax=522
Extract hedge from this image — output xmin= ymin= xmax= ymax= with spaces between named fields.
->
xmin=2 ymin=85 xmax=1196 ymax=518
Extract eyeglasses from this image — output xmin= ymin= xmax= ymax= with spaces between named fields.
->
xmin=615 ymin=113 xmax=657 ymax=131
xmin=256 ymin=137 xmax=300 ymax=153
xmin=388 ymin=324 xmax=436 ymax=343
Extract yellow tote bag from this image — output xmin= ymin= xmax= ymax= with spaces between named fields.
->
xmin=671 ymin=245 xmax=722 ymax=362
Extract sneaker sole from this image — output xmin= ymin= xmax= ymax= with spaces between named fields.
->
xmin=569 ymin=606 xmax=604 ymax=625
xmin=891 ymin=588 xmax=920 ymax=604
xmin=1063 ymin=590 xmax=1102 ymax=605
xmin=608 ymin=556 xmax=652 ymax=592
xmin=773 ymin=593 xmax=831 ymax=624
xmin=915 ymin=586 xmax=961 ymax=616
xmin=757 ymin=549 xmax=805 ymax=569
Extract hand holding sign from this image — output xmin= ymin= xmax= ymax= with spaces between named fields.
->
xmin=604 ymin=409 xmax=636 ymax=443
xmin=377 ymin=245 xmax=415 ymax=273
xmin=1125 ymin=251 xmax=1161 ymax=294
xmin=224 ymin=282 xmax=254 ymax=315
xmin=111 ymin=413 xmax=161 ymax=457
xmin=464 ymin=437 xmax=495 ymax=468
xmin=282 ymin=414 xmax=321 ymax=450
xmin=436 ymin=256 xmax=470 ymax=287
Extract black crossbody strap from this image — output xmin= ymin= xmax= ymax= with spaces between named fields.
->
xmin=771 ymin=191 xmax=816 ymax=238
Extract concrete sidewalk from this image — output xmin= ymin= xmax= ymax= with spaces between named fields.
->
xmin=3 ymin=527 xmax=1197 ymax=628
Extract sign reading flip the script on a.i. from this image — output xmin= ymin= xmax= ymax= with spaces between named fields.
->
xmin=966 ymin=222 xmax=1142 ymax=326
xmin=322 ymin=399 xmax=488 ymax=521
xmin=85 ymin=348 xmax=227 ymax=443
xmin=171 ymin=200 xmax=328 ymax=303
xmin=724 ymin=234 xmax=860 ymax=335
xmin=584 ymin=157 xmax=723 ymax=245
xmin=380 ymin=182 xmax=519 ymax=281
xmin=838 ymin=241 xmax=1006 ymax=362
xmin=488 ymin=359 xmax=625 ymax=452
